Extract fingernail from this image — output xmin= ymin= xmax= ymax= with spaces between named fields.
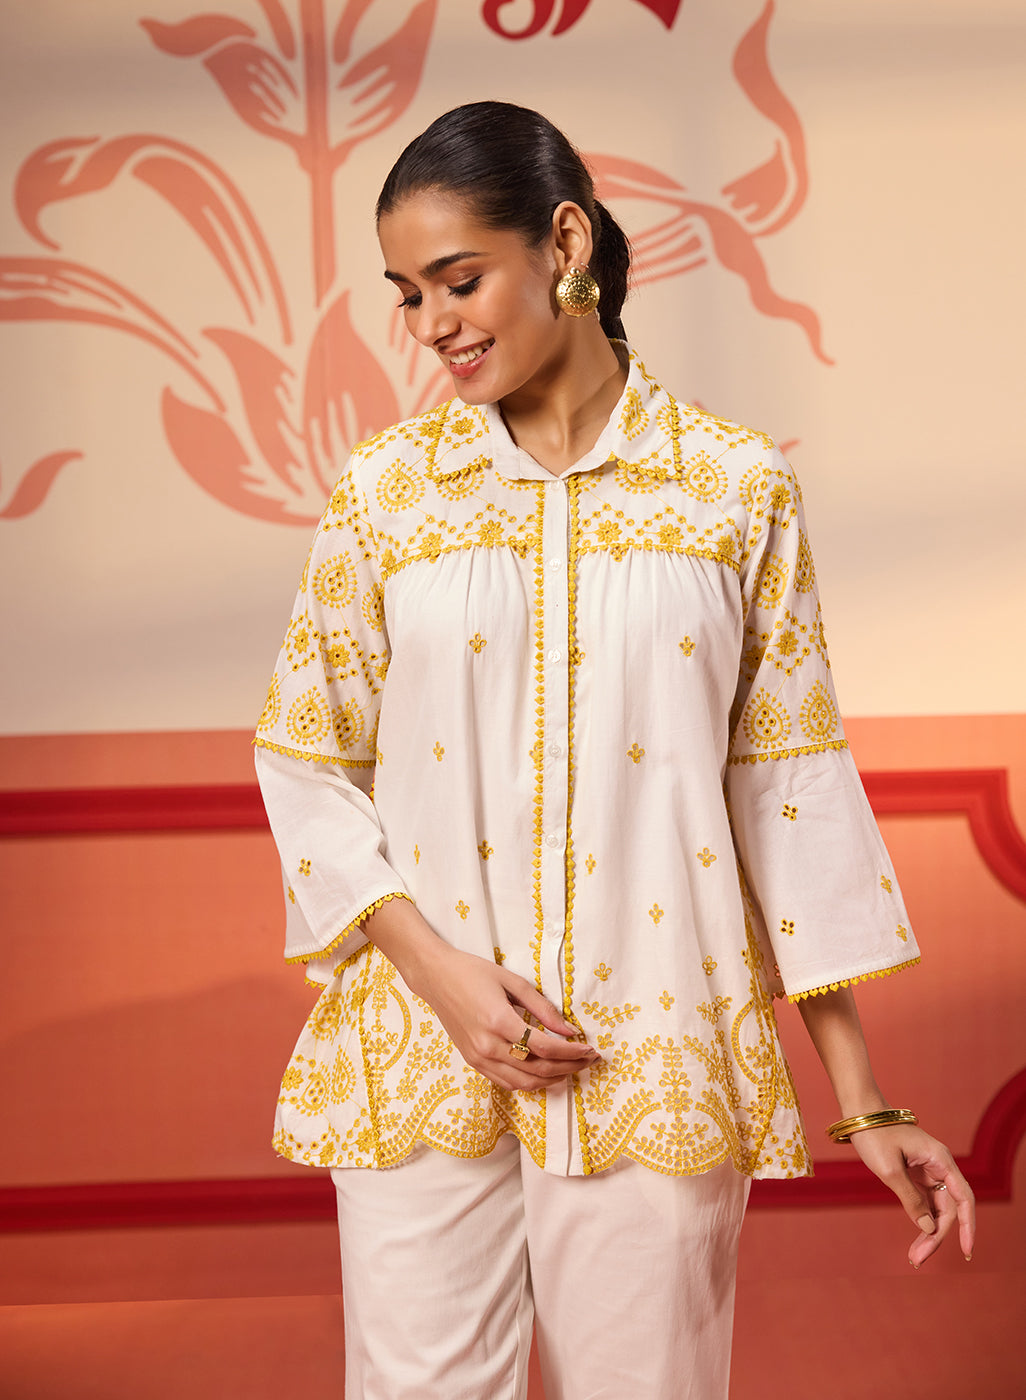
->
xmin=910 ymin=1260 xmax=919 ymax=1271
xmin=964 ymin=1253 xmax=973 ymax=1263
xmin=916 ymin=1215 xmax=936 ymax=1235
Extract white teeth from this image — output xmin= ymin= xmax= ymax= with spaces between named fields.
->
xmin=448 ymin=340 xmax=493 ymax=366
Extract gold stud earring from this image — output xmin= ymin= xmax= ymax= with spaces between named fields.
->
xmin=555 ymin=266 xmax=600 ymax=317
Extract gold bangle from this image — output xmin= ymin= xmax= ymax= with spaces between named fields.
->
xmin=826 ymin=1109 xmax=918 ymax=1143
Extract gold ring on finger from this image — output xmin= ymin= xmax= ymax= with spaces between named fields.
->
xmin=508 ymin=1026 xmax=531 ymax=1060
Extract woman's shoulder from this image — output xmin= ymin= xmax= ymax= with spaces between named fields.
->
xmin=348 ymin=399 xmax=490 ymax=478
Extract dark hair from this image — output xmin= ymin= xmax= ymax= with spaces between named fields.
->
xmin=376 ymin=102 xmax=630 ymax=341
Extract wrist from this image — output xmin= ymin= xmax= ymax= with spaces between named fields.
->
xmin=362 ymin=898 xmax=447 ymax=997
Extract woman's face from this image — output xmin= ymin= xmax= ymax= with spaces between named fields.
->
xmin=378 ymin=191 xmax=570 ymax=407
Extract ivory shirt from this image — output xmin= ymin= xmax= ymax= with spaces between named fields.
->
xmin=255 ymin=345 xmax=919 ymax=1179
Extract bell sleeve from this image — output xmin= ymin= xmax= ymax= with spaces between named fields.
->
xmin=254 ymin=456 xmax=411 ymax=981
xmin=724 ymin=446 xmax=920 ymax=1002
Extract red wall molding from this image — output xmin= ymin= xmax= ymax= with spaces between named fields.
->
xmin=2 ymin=767 xmax=1024 ymax=906
xmin=1 ymin=767 xmax=1021 ymax=1229
xmin=1 ymin=1066 xmax=1021 ymax=1233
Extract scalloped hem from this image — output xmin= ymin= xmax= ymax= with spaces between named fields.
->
xmin=728 ymin=739 xmax=849 ymax=766
xmin=254 ymin=735 xmax=374 ymax=769
xmin=787 ymin=956 xmax=921 ymax=1003
xmin=285 ymin=892 xmax=412 ymax=965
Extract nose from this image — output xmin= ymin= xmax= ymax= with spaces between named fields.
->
xmin=413 ymin=292 xmax=460 ymax=349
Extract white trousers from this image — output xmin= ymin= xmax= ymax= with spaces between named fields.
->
xmin=331 ymin=1136 xmax=750 ymax=1400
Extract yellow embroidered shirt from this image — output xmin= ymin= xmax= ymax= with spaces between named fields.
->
xmin=255 ymin=346 xmax=919 ymax=1179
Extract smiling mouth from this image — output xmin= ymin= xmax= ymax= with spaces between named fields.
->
xmin=447 ymin=339 xmax=494 ymax=367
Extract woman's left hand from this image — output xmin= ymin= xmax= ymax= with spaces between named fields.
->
xmin=849 ymin=1123 xmax=976 ymax=1268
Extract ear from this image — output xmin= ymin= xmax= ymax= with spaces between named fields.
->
xmin=550 ymin=201 xmax=594 ymax=272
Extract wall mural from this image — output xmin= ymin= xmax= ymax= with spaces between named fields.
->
xmin=0 ymin=0 xmax=826 ymax=526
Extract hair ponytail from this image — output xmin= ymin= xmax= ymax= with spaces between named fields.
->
xmin=377 ymin=102 xmax=631 ymax=340
xmin=591 ymin=200 xmax=630 ymax=340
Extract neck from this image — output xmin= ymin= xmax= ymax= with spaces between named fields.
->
xmin=499 ymin=323 xmax=627 ymax=476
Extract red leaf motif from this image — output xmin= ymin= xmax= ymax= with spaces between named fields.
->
xmin=590 ymin=155 xmax=832 ymax=365
xmin=632 ymin=0 xmax=683 ymax=27
xmin=15 ymin=137 xmax=290 ymax=342
xmin=722 ymin=0 xmax=807 ymax=235
xmin=161 ymin=389 xmax=322 ymax=524
xmin=304 ymin=292 xmax=399 ymax=496
xmin=204 ymin=329 xmax=304 ymax=491
xmin=0 ymin=256 xmax=223 ymax=405
xmin=0 ymin=451 xmax=83 ymax=520
xmin=140 ymin=14 xmax=257 ymax=57
xmin=204 ymin=43 xmax=302 ymax=149
xmin=255 ymin=0 xmax=296 ymax=59
xmin=332 ymin=1 xmax=437 ymax=165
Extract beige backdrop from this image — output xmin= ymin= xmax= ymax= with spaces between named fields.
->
xmin=2 ymin=0 xmax=1023 ymax=734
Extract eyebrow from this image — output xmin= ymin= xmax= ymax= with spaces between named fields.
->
xmin=383 ymin=250 xmax=484 ymax=283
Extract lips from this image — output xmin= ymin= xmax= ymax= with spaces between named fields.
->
xmin=446 ymin=339 xmax=494 ymax=376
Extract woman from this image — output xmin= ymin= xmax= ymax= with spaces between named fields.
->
xmin=255 ymin=102 xmax=975 ymax=1400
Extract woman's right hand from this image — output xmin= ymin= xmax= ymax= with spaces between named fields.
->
xmin=363 ymin=898 xmax=599 ymax=1091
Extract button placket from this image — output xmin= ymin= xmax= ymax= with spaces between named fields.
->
xmin=538 ymin=478 xmax=571 ymax=993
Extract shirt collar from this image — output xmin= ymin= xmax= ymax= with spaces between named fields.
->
xmin=424 ymin=343 xmax=682 ymax=486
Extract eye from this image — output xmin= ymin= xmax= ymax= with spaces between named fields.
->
xmin=449 ymin=276 xmax=481 ymax=299
xmin=397 ymin=292 xmax=422 ymax=310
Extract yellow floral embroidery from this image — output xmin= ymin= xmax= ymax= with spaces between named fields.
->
xmin=659 ymin=991 xmax=675 ymax=1010
xmin=312 ymin=554 xmax=358 ymax=610
xmin=580 ymin=1000 xmax=640 ymax=1029
xmin=680 ymin=450 xmax=728 ymax=502
xmin=794 ymin=531 xmax=816 ymax=591
xmin=433 ymin=742 xmax=445 ymax=761
xmin=627 ymin=743 xmax=645 ymax=764
xmin=361 ymin=584 xmax=385 ymax=632
xmin=585 ymin=853 xmax=597 ymax=874
xmin=299 ymin=858 xmax=311 ymax=876
xmin=781 ymin=804 xmax=798 ymax=821
xmin=755 ymin=555 xmax=789 ymax=607
xmin=649 ymin=904 xmax=664 ymax=924
xmin=702 ymin=956 xmax=717 ymax=975
xmin=287 ymin=886 xmax=296 ymax=904
xmin=258 ymin=676 xmax=281 ymax=731
xmin=679 ymin=637 xmax=694 ymax=656
xmin=468 ymin=633 xmax=487 ymax=652
xmin=896 ymin=925 xmax=909 ymax=942
xmin=742 ymin=689 xmax=792 ymax=750
xmin=799 ymin=681 xmax=839 ymax=743
xmin=455 ymin=900 xmax=469 ymax=921
xmin=696 ymin=848 xmax=717 ymax=867
xmin=478 ymin=840 xmax=493 ymax=860
xmin=594 ymin=963 xmax=612 ymax=981
xmin=493 ymin=947 xmax=506 ymax=965
xmin=780 ymin=918 xmax=796 ymax=937
xmin=376 ymin=460 xmax=425 ymax=512
xmin=413 ymin=845 xmax=420 ymax=864
xmin=697 ymin=995 xmax=733 ymax=1023
xmin=880 ymin=875 xmax=893 ymax=893
xmin=332 ymin=699 xmax=365 ymax=751
xmin=286 ymin=689 xmax=331 ymax=745
xmin=619 ymin=387 xmax=648 ymax=440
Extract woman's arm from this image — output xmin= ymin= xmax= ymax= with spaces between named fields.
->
xmin=798 ymin=986 xmax=976 ymax=1267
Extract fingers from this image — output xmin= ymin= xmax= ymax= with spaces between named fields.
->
xmin=916 ymin=1162 xmax=976 ymax=1265
xmin=851 ymin=1127 xmax=977 ymax=1269
xmin=503 ymin=974 xmax=579 ymax=1040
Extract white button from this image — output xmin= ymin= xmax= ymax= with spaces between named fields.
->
xmin=547 ymin=742 xmax=562 ymax=757
xmin=547 ymin=648 xmax=562 ymax=663
xmin=545 ymin=833 xmax=561 ymax=848
xmin=548 ymin=558 xmax=562 ymax=571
